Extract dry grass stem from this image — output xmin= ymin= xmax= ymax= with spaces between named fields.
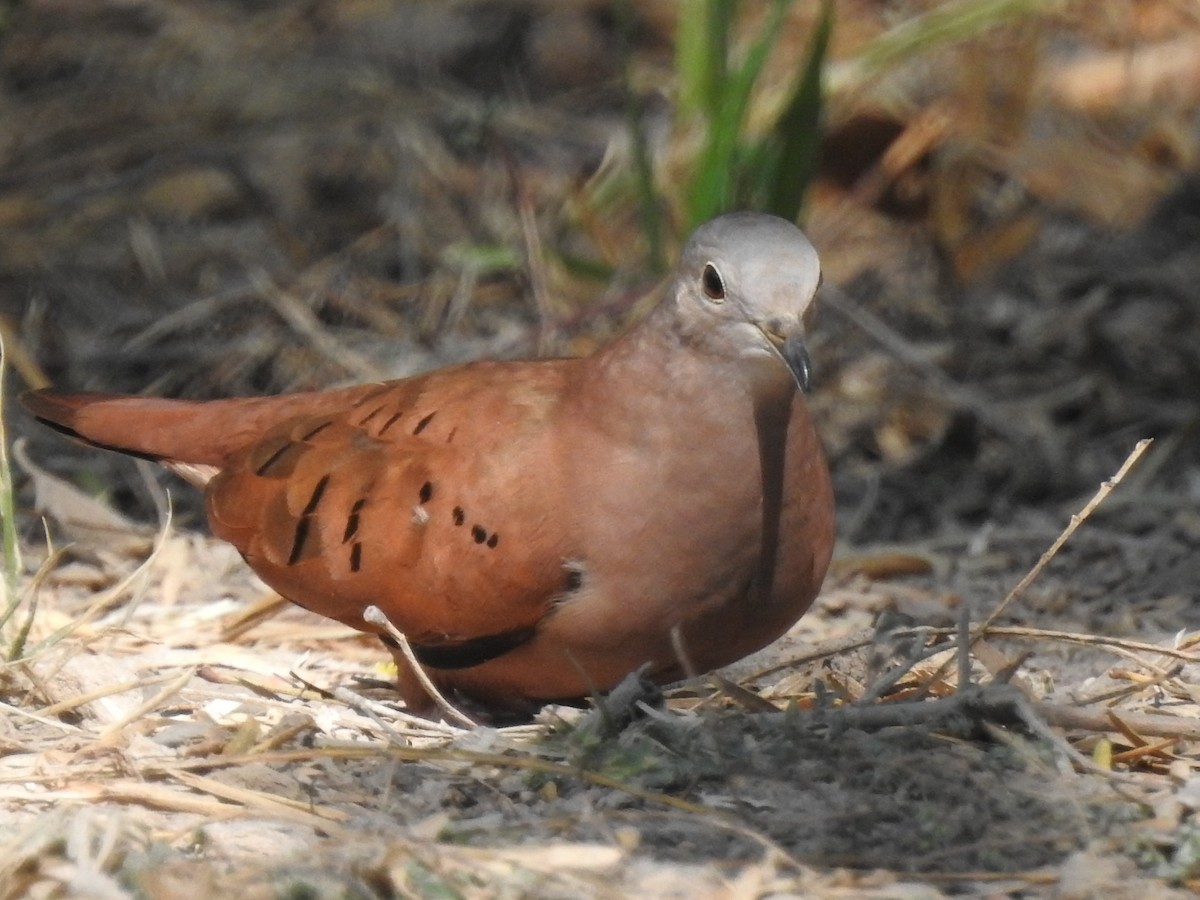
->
xmin=912 ymin=625 xmax=1200 ymax=664
xmin=254 ymin=272 xmax=391 ymax=383
xmin=362 ymin=604 xmax=478 ymax=728
xmin=96 ymin=667 xmax=196 ymax=741
xmin=981 ymin=439 xmax=1154 ymax=632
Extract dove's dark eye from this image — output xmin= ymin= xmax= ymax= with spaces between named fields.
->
xmin=701 ymin=263 xmax=725 ymax=302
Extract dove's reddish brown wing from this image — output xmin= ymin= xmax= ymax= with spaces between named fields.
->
xmin=22 ymin=360 xmax=581 ymax=676
xmin=204 ymin=361 xmax=579 ymax=649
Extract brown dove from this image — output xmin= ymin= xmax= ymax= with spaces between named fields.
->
xmin=23 ymin=212 xmax=835 ymax=715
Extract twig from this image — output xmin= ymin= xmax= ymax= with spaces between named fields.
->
xmin=1031 ymin=701 xmax=1200 ymax=742
xmin=1002 ymin=695 xmax=1108 ymax=776
xmin=1073 ymin=662 xmax=1183 ymax=707
xmin=956 ymin=589 xmax=973 ymax=689
xmin=34 ymin=668 xmax=195 ymax=719
xmin=980 ymin=438 xmax=1153 ymax=633
xmin=0 ymin=698 xmax=85 ymax=733
xmin=906 ymin=625 xmax=1200 ymax=664
xmin=744 ymin=629 xmax=880 ymax=682
xmin=97 ymin=666 xmax=197 ymax=742
xmin=305 ymin=674 xmax=463 ymax=740
xmin=218 ymin=592 xmax=290 ymax=642
xmin=363 ymin=605 xmax=478 ymax=728
xmin=820 ymin=684 xmax=1131 ymax=777
xmin=857 ymin=639 xmax=951 ymax=706
xmin=253 ymin=270 xmax=391 ymax=382
xmin=814 ymin=683 xmax=1026 ymax=733
xmin=21 ymin=512 xmax=177 ymax=662
xmin=669 ymin=624 xmax=699 ymax=681
xmin=906 ymin=440 xmax=1156 ymax=701
xmin=167 ymin=769 xmax=351 ymax=831
xmin=324 ymin=683 xmax=421 ymax=745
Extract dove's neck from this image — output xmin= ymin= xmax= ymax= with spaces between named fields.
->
xmin=574 ymin=300 xmax=793 ymax=434
xmin=592 ymin=300 xmax=790 ymax=395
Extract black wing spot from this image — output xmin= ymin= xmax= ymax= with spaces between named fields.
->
xmin=412 ymin=411 xmax=437 ymax=435
xmin=357 ymin=405 xmax=385 ymax=427
xmin=564 ymin=569 xmax=583 ymax=592
xmin=254 ymin=440 xmax=295 ymax=476
xmin=349 ymin=542 xmax=362 ymax=572
xmin=343 ymin=497 xmax=366 ymax=542
xmin=287 ymin=517 xmax=311 ymax=566
xmin=302 ymin=475 xmax=330 ymax=515
xmin=471 ymin=525 xmax=487 ymax=544
xmin=418 ymin=481 xmax=433 ymax=504
xmin=453 ymin=506 xmax=465 ymax=526
xmin=300 ymin=421 xmax=333 ymax=441
xmin=288 ymin=476 xmax=330 ymax=564
xmin=486 ymin=533 xmax=498 ymax=548
xmin=379 ymin=411 xmax=404 ymax=435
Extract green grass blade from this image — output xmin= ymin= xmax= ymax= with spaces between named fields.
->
xmin=764 ymin=0 xmax=834 ymax=221
xmin=0 ymin=333 xmax=24 ymax=638
xmin=686 ymin=0 xmax=791 ymax=229
xmin=676 ymin=0 xmax=737 ymax=120
xmin=618 ymin=0 xmax=665 ymax=272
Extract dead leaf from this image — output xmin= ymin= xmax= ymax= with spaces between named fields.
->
xmin=14 ymin=437 xmax=153 ymax=554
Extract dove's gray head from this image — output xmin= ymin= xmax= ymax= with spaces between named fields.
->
xmin=672 ymin=212 xmax=822 ymax=391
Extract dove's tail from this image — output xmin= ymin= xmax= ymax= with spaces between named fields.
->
xmin=21 ymin=386 xmax=377 ymax=470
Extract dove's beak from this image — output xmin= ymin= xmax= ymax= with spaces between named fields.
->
xmin=761 ymin=327 xmax=813 ymax=393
